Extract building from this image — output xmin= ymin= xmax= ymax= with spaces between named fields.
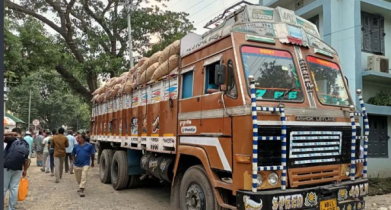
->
xmin=259 ymin=0 xmax=391 ymax=178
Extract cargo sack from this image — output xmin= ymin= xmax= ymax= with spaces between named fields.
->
xmin=92 ymin=87 xmax=100 ymax=95
xmin=18 ymin=177 xmax=29 ymax=201
xmin=152 ymin=55 xmax=179 ymax=81
xmin=139 ymin=62 xmax=159 ymax=84
xmin=4 ymin=138 xmax=29 ymax=171
xmin=124 ymin=79 xmax=133 ymax=93
xmin=139 ymin=51 xmax=161 ymax=74
xmin=130 ymin=57 xmax=148 ymax=74
xmin=158 ymin=40 xmax=180 ymax=65
xmin=91 ymin=95 xmax=99 ymax=103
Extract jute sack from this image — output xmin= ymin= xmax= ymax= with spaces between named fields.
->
xmin=132 ymin=71 xmax=141 ymax=89
xmin=124 ymin=79 xmax=133 ymax=93
xmin=158 ymin=40 xmax=180 ymax=65
xmin=92 ymin=87 xmax=101 ymax=95
xmin=139 ymin=62 xmax=159 ymax=84
xmin=92 ymin=94 xmax=99 ymax=103
xmin=151 ymin=54 xmax=179 ymax=81
xmin=139 ymin=51 xmax=161 ymax=74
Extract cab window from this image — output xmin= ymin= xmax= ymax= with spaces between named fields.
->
xmin=204 ymin=61 xmax=220 ymax=94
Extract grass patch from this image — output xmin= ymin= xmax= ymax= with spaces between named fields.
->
xmin=369 ymin=177 xmax=391 ymax=196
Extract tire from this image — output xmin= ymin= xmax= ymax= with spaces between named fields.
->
xmin=111 ymin=150 xmax=129 ymax=190
xmin=179 ymin=165 xmax=218 ymax=210
xmin=127 ymin=175 xmax=143 ymax=189
xmin=99 ymin=149 xmax=114 ymax=184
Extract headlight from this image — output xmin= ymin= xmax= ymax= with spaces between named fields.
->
xmin=268 ymin=172 xmax=279 ymax=186
xmin=256 ymin=174 xmax=263 ymax=187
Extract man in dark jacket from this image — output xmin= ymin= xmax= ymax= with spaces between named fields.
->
xmin=4 ymin=128 xmax=30 ymax=210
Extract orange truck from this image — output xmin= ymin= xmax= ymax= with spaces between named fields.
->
xmin=91 ymin=2 xmax=370 ymax=210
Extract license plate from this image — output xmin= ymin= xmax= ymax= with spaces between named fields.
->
xmin=320 ymin=199 xmax=337 ymax=210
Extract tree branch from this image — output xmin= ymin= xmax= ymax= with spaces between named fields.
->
xmin=55 ymin=64 xmax=92 ymax=102
xmin=5 ymin=0 xmax=63 ymax=36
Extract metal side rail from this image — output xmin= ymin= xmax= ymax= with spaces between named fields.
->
xmin=349 ymin=89 xmax=369 ymax=180
xmin=249 ymin=76 xmax=287 ymax=192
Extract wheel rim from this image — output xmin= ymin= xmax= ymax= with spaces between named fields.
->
xmin=100 ymin=156 xmax=106 ymax=179
xmin=185 ymin=183 xmax=206 ymax=210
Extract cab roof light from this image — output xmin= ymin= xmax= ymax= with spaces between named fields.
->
xmin=245 ymin=34 xmax=275 ymax=44
xmin=314 ymin=48 xmax=334 ymax=58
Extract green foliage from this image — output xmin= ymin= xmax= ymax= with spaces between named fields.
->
xmin=367 ymin=91 xmax=391 ymax=106
xmin=7 ymin=69 xmax=90 ymax=130
xmin=5 ymin=0 xmax=195 ymax=102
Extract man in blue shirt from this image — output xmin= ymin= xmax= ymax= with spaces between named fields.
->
xmin=23 ymin=131 xmax=33 ymax=159
xmin=65 ymin=130 xmax=76 ymax=174
xmin=72 ymin=134 xmax=95 ymax=197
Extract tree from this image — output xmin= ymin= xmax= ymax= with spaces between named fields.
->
xmin=7 ymin=69 xmax=91 ymax=130
xmin=5 ymin=0 xmax=194 ymax=102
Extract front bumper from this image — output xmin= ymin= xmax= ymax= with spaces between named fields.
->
xmin=237 ymin=179 xmax=368 ymax=210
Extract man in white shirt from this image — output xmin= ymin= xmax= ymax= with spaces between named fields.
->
xmin=41 ymin=131 xmax=52 ymax=173
xmin=65 ymin=130 xmax=77 ymax=174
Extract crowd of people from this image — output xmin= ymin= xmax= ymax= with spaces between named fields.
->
xmin=4 ymin=127 xmax=95 ymax=210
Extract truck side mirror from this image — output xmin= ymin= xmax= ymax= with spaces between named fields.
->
xmin=214 ymin=64 xmax=226 ymax=86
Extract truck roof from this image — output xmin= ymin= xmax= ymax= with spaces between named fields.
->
xmin=180 ymin=2 xmax=337 ymax=58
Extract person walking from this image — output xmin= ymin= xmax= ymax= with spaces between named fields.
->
xmin=48 ymin=129 xmax=57 ymax=176
xmin=33 ymin=131 xmax=45 ymax=166
xmin=23 ymin=131 xmax=33 ymax=159
xmin=65 ymin=130 xmax=76 ymax=174
xmin=4 ymin=128 xmax=30 ymax=210
xmin=72 ymin=134 xmax=95 ymax=197
xmin=41 ymin=131 xmax=52 ymax=173
xmin=50 ymin=128 xmax=69 ymax=183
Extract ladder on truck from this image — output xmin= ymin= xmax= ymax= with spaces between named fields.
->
xmin=349 ymin=90 xmax=369 ymax=180
xmin=249 ymin=76 xmax=287 ymax=192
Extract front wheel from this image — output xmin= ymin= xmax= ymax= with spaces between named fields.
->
xmin=179 ymin=165 xmax=218 ymax=210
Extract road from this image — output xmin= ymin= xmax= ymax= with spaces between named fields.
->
xmin=5 ymin=158 xmax=391 ymax=210
xmin=6 ymin=158 xmax=171 ymax=210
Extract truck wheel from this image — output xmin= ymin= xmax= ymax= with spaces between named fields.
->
xmin=127 ymin=175 xmax=143 ymax=189
xmin=111 ymin=150 xmax=129 ymax=190
xmin=100 ymin=149 xmax=114 ymax=184
xmin=179 ymin=165 xmax=218 ymax=210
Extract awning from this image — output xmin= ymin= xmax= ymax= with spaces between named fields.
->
xmin=4 ymin=116 xmax=16 ymax=126
xmin=5 ymin=113 xmax=26 ymax=124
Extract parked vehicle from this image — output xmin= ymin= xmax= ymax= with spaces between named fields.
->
xmin=91 ymin=2 xmax=369 ymax=209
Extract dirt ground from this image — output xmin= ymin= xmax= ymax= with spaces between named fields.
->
xmin=4 ymin=158 xmax=391 ymax=210
xmin=5 ymin=158 xmax=171 ymax=210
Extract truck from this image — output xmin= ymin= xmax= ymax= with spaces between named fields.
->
xmin=90 ymin=2 xmax=370 ymax=210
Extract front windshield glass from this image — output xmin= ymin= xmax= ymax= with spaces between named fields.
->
xmin=241 ymin=46 xmax=303 ymax=101
xmin=307 ymin=56 xmax=350 ymax=106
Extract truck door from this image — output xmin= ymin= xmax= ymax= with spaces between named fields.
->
xmin=200 ymin=54 xmax=224 ymax=135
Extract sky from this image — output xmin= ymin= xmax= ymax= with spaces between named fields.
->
xmin=166 ymin=0 xmax=260 ymax=34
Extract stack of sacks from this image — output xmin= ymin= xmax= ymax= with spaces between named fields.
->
xmin=139 ymin=62 xmax=159 ymax=84
xmin=129 ymin=57 xmax=148 ymax=74
xmin=113 ymin=83 xmax=122 ymax=96
xmin=151 ymin=54 xmax=179 ymax=81
xmin=139 ymin=51 xmax=161 ymax=75
xmin=158 ymin=40 xmax=180 ymax=65
xmin=91 ymin=94 xmax=99 ymax=103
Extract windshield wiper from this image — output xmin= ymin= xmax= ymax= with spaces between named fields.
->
xmin=276 ymin=87 xmax=296 ymax=109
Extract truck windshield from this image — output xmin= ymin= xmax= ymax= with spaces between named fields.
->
xmin=307 ymin=56 xmax=350 ymax=106
xmin=241 ymin=46 xmax=303 ymax=101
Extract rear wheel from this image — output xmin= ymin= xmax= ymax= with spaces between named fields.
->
xmin=111 ymin=150 xmax=129 ymax=190
xmin=179 ymin=165 xmax=218 ymax=210
xmin=99 ymin=149 xmax=114 ymax=184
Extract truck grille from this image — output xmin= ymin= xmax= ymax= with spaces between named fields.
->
xmin=289 ymin=131 xmax=342 ymax=165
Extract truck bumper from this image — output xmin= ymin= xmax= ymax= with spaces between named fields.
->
xmin=236 ymin=179 xmax=368 ymax=210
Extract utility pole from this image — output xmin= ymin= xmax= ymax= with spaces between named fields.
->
xmin=127 ymin=0 xmax=134 ymax=68
xmin=4 ymin=78 xmax=9 ymax=116
xmin=28 ymin=90 xmax=32 ymax=131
